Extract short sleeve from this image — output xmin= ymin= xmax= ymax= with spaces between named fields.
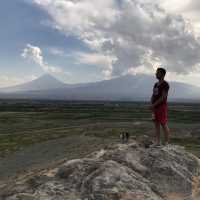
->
xmin=163 ymin=82 xmax=169 ymax=93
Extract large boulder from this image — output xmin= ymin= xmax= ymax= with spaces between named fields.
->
xmin=2 ymin=141 xmax=200 ymax=200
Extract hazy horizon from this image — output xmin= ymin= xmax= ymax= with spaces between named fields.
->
xmin=1 ymin=73 xmax=200 ymax=89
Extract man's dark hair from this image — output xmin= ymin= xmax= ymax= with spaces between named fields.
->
xmin=157 ymin=67 xmax=166 ymax=76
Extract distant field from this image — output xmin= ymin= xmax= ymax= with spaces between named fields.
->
xmin=0 ymin=99 xmax=200 ymax=157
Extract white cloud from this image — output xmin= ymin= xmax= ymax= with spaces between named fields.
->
xmin=126 ymin=65 xmax=155 ymax=76
xmin=21 ymin=44 xmax=63 ymax=74
xmin=76 ymin=52 xmax=116 ymax=79
xmin=157 ymin=0 xmax=200 ymax=35
xmin=0 ymin=75 xmax=38 ymax=88
xmin=158 ymin=0 xmax=190 ymax=13
xmin=32 ymin=0 xmax=200 ymax=79
xmin=49 ymin=48 xmax=65 ymax=56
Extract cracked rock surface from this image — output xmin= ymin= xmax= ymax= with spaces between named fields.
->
xmin=1 ymin=141 xmax=200 ymax=200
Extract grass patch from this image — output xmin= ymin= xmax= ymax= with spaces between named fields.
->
xmin=0 ymin=100 xmax=200 ymax=157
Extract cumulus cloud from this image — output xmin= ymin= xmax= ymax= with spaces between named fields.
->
xmin=22 ymin=44 xmax=63 ymax=74
xmin=0 ymin=75 xmax=38 ymax=88
xmin=76 ymin=52 xmax=116 ymax=79
xmin=49 ymin=48 xmax=65 ymax=56
xmin=32 ymin=0 xmax=200 ymax=77
xmin=180 ymin=0 xmax=200 ymax=13
xmin=159 ymin=0 xmax=200 ymax=35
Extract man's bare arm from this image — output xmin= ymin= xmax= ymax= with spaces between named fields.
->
xmin=152 ymin=90 xmax=168 ymax=108
xmin=151 ymin=95 xmax=154 ymax=104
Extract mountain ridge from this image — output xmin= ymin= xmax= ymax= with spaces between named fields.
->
xmin=0 ymin=74 xmax=200 ymax=101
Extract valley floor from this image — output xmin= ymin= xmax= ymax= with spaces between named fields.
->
xmin=0 ymin=100 xmax=200 ymax=184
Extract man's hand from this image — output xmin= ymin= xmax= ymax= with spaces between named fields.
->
xmin=151 ymin=90 xmax=167 ymax=110
xmin=149 ymin=104 xmax=155 ymax=111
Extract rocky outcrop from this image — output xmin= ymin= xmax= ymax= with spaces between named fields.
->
xmin=1 ymin=141 xmax=200 ymax=200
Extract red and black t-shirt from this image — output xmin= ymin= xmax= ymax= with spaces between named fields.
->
xmin=151 ymin=80 xmax=169 ymax=106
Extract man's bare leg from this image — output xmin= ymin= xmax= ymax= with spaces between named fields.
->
xmin=154 ymin=121 xmax=161 ymax=145
xmin=161 ymin=123 xmax=170 ymax=145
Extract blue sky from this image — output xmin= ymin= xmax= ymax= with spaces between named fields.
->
xmin=0 ymin=0 xmax=103 ymax=86
xmin=2 ymin=0 xmax=200 ymax=87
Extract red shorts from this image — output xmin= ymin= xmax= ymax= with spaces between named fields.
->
xmin=153 ymin=104 xmax=168 ymax=125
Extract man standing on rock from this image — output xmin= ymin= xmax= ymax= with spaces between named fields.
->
xmin=151 ymin=68 xmax=170 ymax=146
